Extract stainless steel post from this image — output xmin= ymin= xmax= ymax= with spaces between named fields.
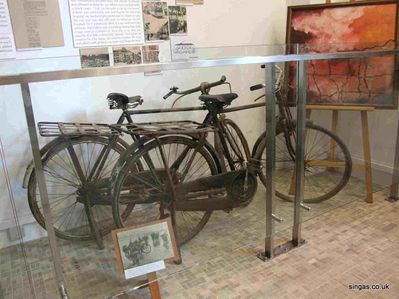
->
xmin=20 ymin=83 xmax=69 ymax=298
xmin=264 ymin=63 xmax=276 ymax=258
xmin=292 ymin=61 xmax=306 ymax=244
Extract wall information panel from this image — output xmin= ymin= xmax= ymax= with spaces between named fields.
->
xmin=69 ymin=0 xmax=144 ymax=47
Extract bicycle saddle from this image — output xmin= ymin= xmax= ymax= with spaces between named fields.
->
xmin=199 ymin=93 xmax=238 ymax=106
xmin=107 ymin=93 xmax=143 ymax=109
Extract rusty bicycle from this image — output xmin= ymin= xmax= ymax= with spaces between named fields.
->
xmin=24 ymin=71 xmax=351 ymax=245
xmin=110 ymin=73 xmax=352 ymax=245
xmin=23 ymin=78 xmax=231 ymax=244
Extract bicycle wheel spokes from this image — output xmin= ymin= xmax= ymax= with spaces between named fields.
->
xmin=114 ymin=145 xmax=168 ymax=229
xmin=256 ymin=123 xmax=351 ymax=203
xmin=275 ymin=124 xmax=351 ymax=202
xmin=29 ymin=137 xmax=125 ymax=240
xmin=43 ymin=145 xmax=91 ymax=236
xmin=159 ymin=138 xmax=218 ymax=244
xmin=113 ymin=136 xmax=220 ymax=245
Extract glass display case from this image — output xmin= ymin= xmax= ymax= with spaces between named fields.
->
xmin=1 ymin=43 xmax=399 ymax=298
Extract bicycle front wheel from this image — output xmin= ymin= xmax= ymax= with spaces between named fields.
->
xmin=254 ymin=123 xmax=352 ymax=203
xmin=112 ymin=136 xmax=221 ymax=245
xmin=28 ymin=136 xmax=127 ymax=241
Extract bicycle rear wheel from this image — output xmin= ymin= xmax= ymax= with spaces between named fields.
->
xmin=254 ymin=123 xmax=352 ymax=203
xmin=28 ymin=136 xmax=127 ymax=241
xmin=112 ymin=136 xmax=221 ymax=245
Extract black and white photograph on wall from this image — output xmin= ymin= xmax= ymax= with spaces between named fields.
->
xmin=169 ymin=6 xmax=187 ymax=35
xmin=80 ymin=48 xmax=110 ymax=68
xmin=142 ymin=45 xmax=160 ymax=63
xmin=143 ymin=2 xmax=170 ymax=41
xmin=170 ymin=36 xmax=197 ymax=61
xmin=115 ymin=219 xmax=177 ymax=270
xmin=113 ymin=46 xmax=142 ymax=66
xmin=176 ymin=0 xmax=203 ymax=5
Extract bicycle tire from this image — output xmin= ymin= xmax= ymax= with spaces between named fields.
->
xmin=28 ymin=136 xmax=128 ymax=241
xmin=112 ymin=135 xmax=221 ymax=245
xmin=254 ymin=123 xmax=352 ymax=203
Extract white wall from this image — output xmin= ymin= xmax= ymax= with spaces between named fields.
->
xmin=288 ymin=0 xmax=310 ymax=5
xmin=0 ymin=0 xmax=288 ymax=247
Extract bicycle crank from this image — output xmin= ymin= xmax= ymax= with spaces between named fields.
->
xmin=227 ymin=171 xmax=258 ymax=207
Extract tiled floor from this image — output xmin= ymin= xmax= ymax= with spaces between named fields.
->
xmin=0 ymin=178 xmax=398 ymax=298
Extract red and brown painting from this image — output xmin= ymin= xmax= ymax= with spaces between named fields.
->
xmin=287 ymin=1 xmax=398 ymax=108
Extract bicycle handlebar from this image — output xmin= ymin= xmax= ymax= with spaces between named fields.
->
xmin=163 ymin=75 xmax=227 ymax=100
xmin=249 ymin=84 xmax=265 ymax=91
xmin=163 ymin=87 xmax=178 ymax=99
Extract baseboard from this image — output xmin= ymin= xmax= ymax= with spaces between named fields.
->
xmin=351 ymin=154 xmax=395 ymax=186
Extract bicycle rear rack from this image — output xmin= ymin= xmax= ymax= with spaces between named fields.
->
xmin=38 ymin=122 xmax=118 ymax=137
xmin=38 ymin=121 xmax=216 ymax=137
xmin=112 ymin=121 xmax=216 ymax=136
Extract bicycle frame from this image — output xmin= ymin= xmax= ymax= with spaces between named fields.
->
xmin=161 ymin=84 xmax=300 ymax=209
xmin=138 ymin=101 xmax=259 ymax=213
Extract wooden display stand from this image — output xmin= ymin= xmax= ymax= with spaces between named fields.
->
xmin=116 ymin=273 xmax=162 ymax=299
xmin=112 ymin=273 xmax=161 ymax=299
xmin=147 ymin=272 xmax=162 ymax=299
xmin=306 ymin=105 xmax=375 ymax=203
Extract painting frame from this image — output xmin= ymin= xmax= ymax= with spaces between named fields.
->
xmin=286 ymin=0 xmax=399 ymax=109
xmin=112 ymin=217 xmax=180 ymax=275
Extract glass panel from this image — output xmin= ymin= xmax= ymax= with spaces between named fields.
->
xmin=280 ymin=54 xmax=399 ymax=231
xmin=1 ymin=45 xmax=398 ymax=297
xmin=0 ymin=88 xmax=57 ymax=298
xmin=3 ymin=43 xmax=398 ymax=76
xmin=0 ymin=44 xmax=292 ymax=76
xmin=25 ymin=63 xmax=269 ymax=297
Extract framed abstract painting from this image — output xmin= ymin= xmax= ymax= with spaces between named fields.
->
xmin=286 ymin=0 xmax=399 ymax=109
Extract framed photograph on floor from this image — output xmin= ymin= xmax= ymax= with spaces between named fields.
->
xmin=286 ymin=0 xmax=399 ymax=109
xmin=112 ymin=218 xmax=180 ymax=279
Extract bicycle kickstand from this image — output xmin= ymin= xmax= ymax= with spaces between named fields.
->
xmin=154 ymin=137 xmax=182 ymax=264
